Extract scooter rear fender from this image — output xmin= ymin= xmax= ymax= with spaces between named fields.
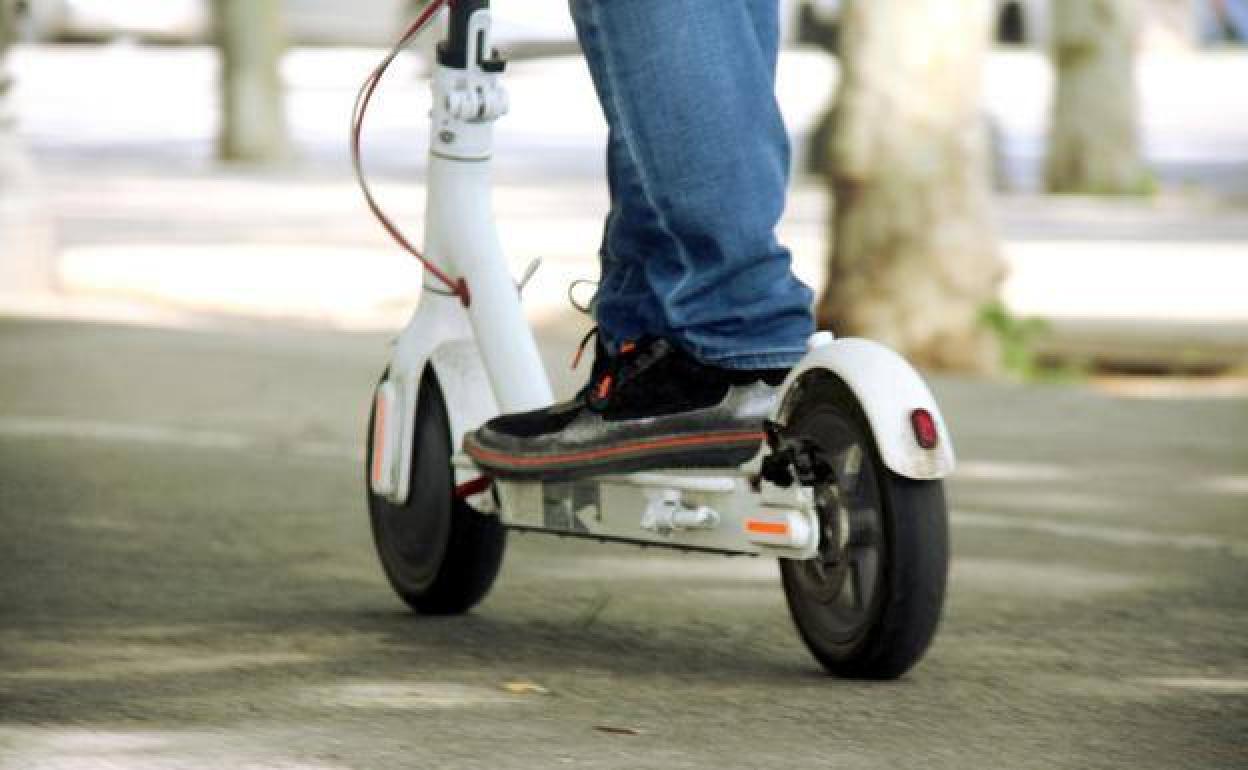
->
xmin=774 ymin=336 xmax=956 ymax=481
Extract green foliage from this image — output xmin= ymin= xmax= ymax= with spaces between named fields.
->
xmin=1082 ymin=169 xmax=1158 ymax=197
xmin=978 ymin=302 xmax=1086 ymax=383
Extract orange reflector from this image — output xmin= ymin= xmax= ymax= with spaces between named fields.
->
xmin=595 ymin=374 xmax=614 ymax=401
xmin=370 ymin=394 xmax=388 ymax=487
xmin=746 ymin=519 xmax=790 ymax=536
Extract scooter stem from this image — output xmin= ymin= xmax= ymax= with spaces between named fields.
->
xmin=423 ymin=2 xmax=553 ymax=414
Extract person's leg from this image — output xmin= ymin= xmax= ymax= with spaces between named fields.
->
xmin=463 ymin=0 xmax=812 ymax=479
xmin=592 ymin=128 xmax=674 ymax=348
xmin=574 ymin=3 xmax=675 ymax=351
xmin=571 ymin=0 xmax=813 ymax=369
xmin=1225 ymin=0 xmax=1248 ymax=40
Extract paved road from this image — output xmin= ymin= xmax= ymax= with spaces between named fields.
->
xmin=1 ymin=317 xmax=1245 ymax=769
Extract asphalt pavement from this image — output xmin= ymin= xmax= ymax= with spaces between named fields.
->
xmin=1 ymin=316 xmax=1245 ymax=769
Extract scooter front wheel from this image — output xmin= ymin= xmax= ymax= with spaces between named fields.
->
xmin=366 ymin=367 xmax=505 ymax=615
xmin=779 ymin=373 xmax=949 ymax=679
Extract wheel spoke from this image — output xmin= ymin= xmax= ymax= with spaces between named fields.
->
xmin=850 ymin=546 xmax=877 ymax=611
xmin=848 ymin=507 xmax=880 ymax=547
xmin=837 ymin=567 xmax=857 ymax=608
xmin=834 ymin=444 xmax=864 ymax=496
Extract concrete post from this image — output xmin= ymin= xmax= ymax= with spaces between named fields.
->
xmin=213 ymin=0 xmax=289 ymax=163
xmin=0 ymin=0 xmax=57 ymax=297
xmin=1046 ymin=0 xmax=1148 ymax=194
xmin=0 ymin=0 xmax=12 ymax=128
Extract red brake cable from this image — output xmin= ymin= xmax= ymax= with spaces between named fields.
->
xmin=350 ymin=0 xmax=472 ymax=307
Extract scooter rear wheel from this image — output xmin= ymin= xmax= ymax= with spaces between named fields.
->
xmin=779 ymin=373 xmax=948 ymax=679
xmin=366 ymin=367 xmax=505 ymax=615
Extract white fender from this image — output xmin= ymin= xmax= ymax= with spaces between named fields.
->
xmin=428 ymin=338 xmax=499 ymax=468
xmin=775 ymin=334 xmax=956 ymax=481
xmin=372 ymin=294 xmax=498 ymax=505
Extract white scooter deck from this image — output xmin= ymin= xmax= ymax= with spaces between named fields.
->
xmin=456 ymin=458 xmax=822 ymax=559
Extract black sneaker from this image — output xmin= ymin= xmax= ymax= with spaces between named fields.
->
xmin=464 ymin=336 xmax=788 ymax=481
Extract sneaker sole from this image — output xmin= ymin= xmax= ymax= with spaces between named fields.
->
xmin=465 ymin=429 xmax=765 ymax=482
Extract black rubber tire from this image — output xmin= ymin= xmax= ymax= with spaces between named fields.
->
xmin=366 ymin=366 xmax=506 ymax=615
xmin=779 ymin=373 xmax=949 ymax=680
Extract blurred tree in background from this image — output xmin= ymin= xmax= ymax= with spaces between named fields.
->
xmin=1 ymin=0 xmax=55 ymax=294
xmin=213 ymin=0 xmax=288 ymax=163
xmin=1047 ymin=0 xmax=1148 ymax=193
xmin=818 ymin=0 xmax=1005 ymax=374
xmin=0 ymin=0 xmax=14 ymax=127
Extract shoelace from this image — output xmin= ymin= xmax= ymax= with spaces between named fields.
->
xmin=565 ymin=278 xmax=666 ymax=409
xmin=584 ymin=338 xmax=669 ymax=412
xmin=567 ymin=279 xmax=599 ymax=316
xmin=570 ymin=326 xmax=600 ymax=371
xmin=569 ymin=326 xmax=620 ymax=408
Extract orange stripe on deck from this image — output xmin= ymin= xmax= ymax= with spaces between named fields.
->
xmin=746 ymin=520 xmax=789 ymax=536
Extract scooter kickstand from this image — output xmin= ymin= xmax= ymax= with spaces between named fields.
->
xmin=639 ymin=487 xmax=720 ymax=535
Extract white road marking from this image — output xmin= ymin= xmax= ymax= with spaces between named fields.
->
xmin=0 ymin=416 xmax=362 ymax=461
xmin=951 ymin=558 xmax=1148 ymax=596
xmin=1141 ymin=677 xmax=1248 ymax=695
xmin=1202 ymin=476 xmax=1248 ymax=496
xmin=0 ymin=416 xmax=251 ymax=450
xmin=955 ymin=460 xmax=1075 ymax=482
xmin=284 ymin=440 xmax=362 ymax=461
xmin=303 ymin=682 xmax=523 ymax=709
xmin=954 ymin=510 xmax=1247 ymax=558
xmin=3 ymin=651 xmax=317 ymax=682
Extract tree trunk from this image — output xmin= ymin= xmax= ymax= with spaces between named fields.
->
xmin=1046 ymin=0 xmax=1147 ymax=194
xmin=213 ymin=0 xmax=288 ymax=163
xmin=818 ymin=0 xmax=1005 ymax=374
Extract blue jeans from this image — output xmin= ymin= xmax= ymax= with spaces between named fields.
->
xmin=1196 ymin=0 xmax=1248 ymax=41
xmin=570 ymin=0 xmax=814 ymax=370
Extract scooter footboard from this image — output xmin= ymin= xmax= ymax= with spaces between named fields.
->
xmin=776 ymin=336 xmax=956 ymax=480
xmin=483 ymin=471 xmax=821 ymax=560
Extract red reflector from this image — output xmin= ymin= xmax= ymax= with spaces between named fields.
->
xmin=911 ymin=409 xmax=939 ymax=450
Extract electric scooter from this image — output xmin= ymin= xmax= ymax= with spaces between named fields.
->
xmin=357 ymin=0 xmax=953 ymax=680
